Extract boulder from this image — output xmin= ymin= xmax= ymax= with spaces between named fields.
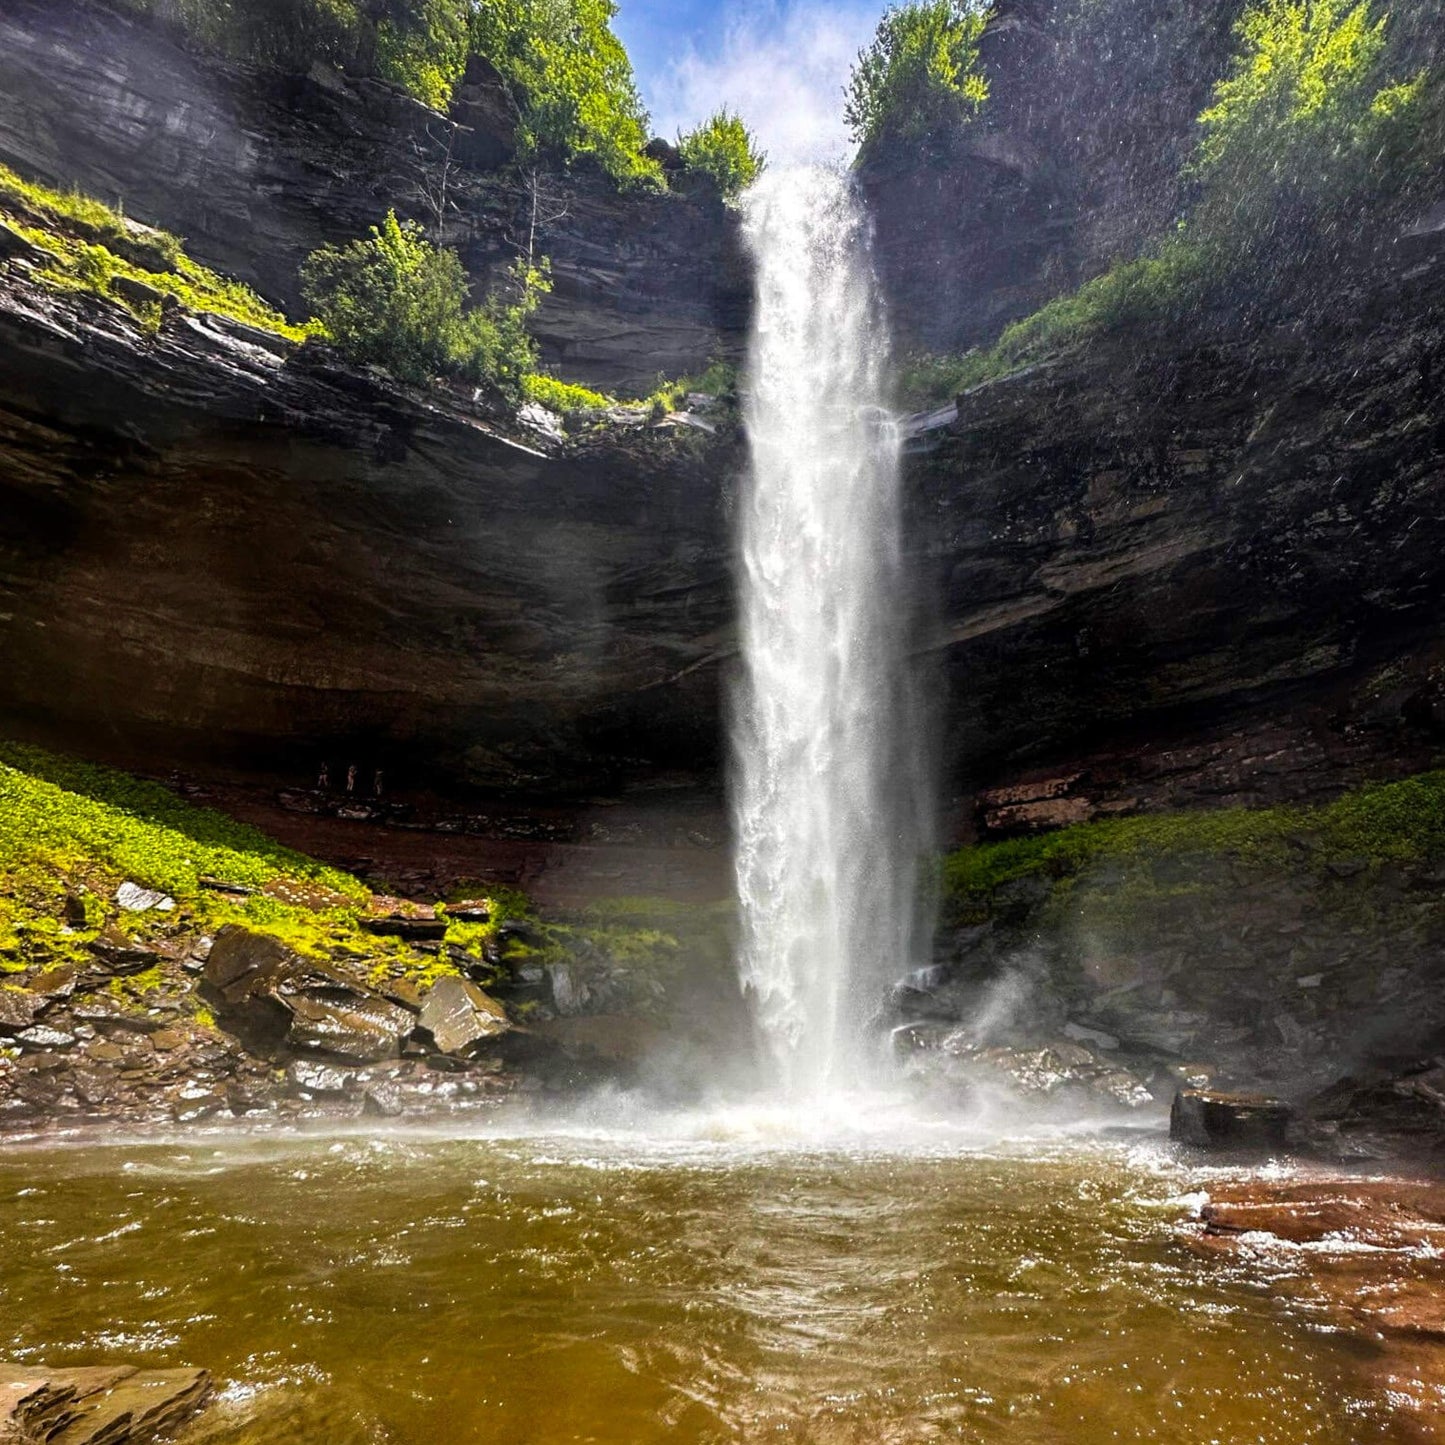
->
xmin=283 ymin=993 xmax=414 ymax=1062
xmin=1170 ymin=1088 xmax=1291 ymax=1150
xmin=418 ymin=976 xmax=509 ymax=1056
xmin=87 ymin=927 xmax=165 ymax=974
xmin=204 ymin=925 xmax=414 ymax=1062
xmin=0 ymin=989 xmax=42 ymax=1035
xmin=202 ymin=925 xmax=293 ymax=1000
xmin=285 ymin=1059 xmax=356 ymax=1096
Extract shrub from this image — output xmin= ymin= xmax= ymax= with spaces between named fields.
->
xmin=677 ymin=110 xmax=766 ymax=199
xmin=1191 ymin=0 xmax=1427 ymax=258
xmin=471 ymin=0 xmax=662 ymax=187
xmin=845 ymin=0 xmax=990 ymax=150
xmin=522 ymin=374 xmax=613 ymax=412
xmin=300 ymin=211 xmax=547 ymax=394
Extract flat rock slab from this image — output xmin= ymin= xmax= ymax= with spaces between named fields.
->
xmin=0 ymin=1362 xmax=210 ymax=1444
xmin=360 ymin=915 xmax=448 ymax=942
xmin=1181 ymin=1178 xmax=1445 ymax=1434
xmin=114 ymin=883 xmax=175 ymax=913
xmin=0 ymin=991 xmax=43 ymax=1035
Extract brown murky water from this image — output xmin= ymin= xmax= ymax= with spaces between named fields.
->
xmin=0 ymin=1113 xmax=1420 ymax=1443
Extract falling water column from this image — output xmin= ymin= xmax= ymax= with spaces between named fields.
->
xmin=732 ymin=167 xmax=927 ymax=1104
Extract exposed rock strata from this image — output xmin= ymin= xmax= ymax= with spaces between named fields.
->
xmin=1182 ymin=1177 xmax=1445 ymax=1437
xmin=0 ymin=273 xmax=736 ymax=793
xmin=0 ymin=0 xmax=749 ymax=393
xmin=907 ymin=237 xmax=1445 ymax=813
xmin=0 ymin=1362 xmax=210 ymax=1445
xmin=861 ymin=0 xmax=1246 ymax=354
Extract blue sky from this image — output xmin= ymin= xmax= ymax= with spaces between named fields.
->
xmin=613 ymin=0 xmax=886 ymax=164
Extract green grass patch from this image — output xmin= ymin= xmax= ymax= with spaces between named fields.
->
xmin=0 ymin=741 xmax=362 ymax=902
xmin=943 ymin=770 xmax=1445 ymax=917
xmin=0 ymin=162 xmax=311 ymax=341
xmin=0 ymin=742 xmax=471 ymax=991
xmin=898 ymin=238 xmax=1213 ymax=408
xmin=522 ymin=373 xmax=614 ymax=412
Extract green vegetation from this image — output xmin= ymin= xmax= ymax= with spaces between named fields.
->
xmin=943 ymin=770 xmax=1445 ymax=922
xmin=522 ymin=373 xmax=613 ymax=412
xmin=897 ymin=240 xmax=1212 ymax=405
xmin=473 ymin=0 xmax=662 ymax=186
xmin=521 ymin=357 xmax=739 ymax=421
xmin=300 ymin=211 xmax=547 ymax=393
xmin=0 ymin=742 xmax=713 ymax=1022
xmin=122 ymin=0 xmax=470 ymax=110
xmin=1190 ymin=0 xmax=1427 ymax=261
xmin=0 ymin=162 xmax=310 ymax=340
xmin=900 ymin=0 xmax=1437 ymax=407
xmin=0 ymin=740 xmax=381 ymax=979
xmin=845 ymin=0 xmax=990 ymax=150
xmin=643 ymin=358 xmax=739 ymax=415
xmin=677 ymin=110 xmax=766 ymax=200
xmin=122 ymin=0 xmax=664 ymax=186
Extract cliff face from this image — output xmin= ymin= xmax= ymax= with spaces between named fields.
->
xmin=0 ymin=0 xmax=749 ymax=394
xmin=0 ymin=0 xmax=1441 ymax=826
xmin=0 ymin=273 xmax=734 ymax=795
xmin=906 ymin=233 xmax=1445 ymax=824
xmin=860 ymin=0 xmax=1247 ymax=355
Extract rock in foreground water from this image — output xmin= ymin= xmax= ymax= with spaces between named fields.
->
xmin=0 ymin=1362 xmax=210 ymax=1444
xmin=1170 ymin=1089 xmax=1291 ymax=1150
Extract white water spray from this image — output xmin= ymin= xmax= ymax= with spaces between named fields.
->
xmin=732 ymin=167 xmax=929 ymax=1104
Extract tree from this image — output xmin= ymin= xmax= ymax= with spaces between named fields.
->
xmin=844 ymin=0 xmax=990 ymax=150
xmin=1190 ymin=0 xmax=1425 ymax=268
xmin=677 ymin=109 xmax=766 ymax=200
xmin=470 ymin=0 xmax=662 ymax=186
xmin=300 ymin=211 xmax=548 ymax=397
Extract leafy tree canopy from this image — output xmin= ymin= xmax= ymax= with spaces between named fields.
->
xmin=472 ymin=0 xmax=662 ymax=186
xmin=676 ymin=109 xmax=767 ymax=200
xmin=123 ymin=0 xmax=664 ymax=185
xmin=1191 ymin=0 xmax=1426 ymax=250
xmin=844 ymin=0 xmax=990 ymax=150
xmin=300 ymin=210 xmax=547 ymax=397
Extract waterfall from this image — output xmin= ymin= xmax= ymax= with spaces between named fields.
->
xmin=732 ymin=166 xmax=929 ymax=1104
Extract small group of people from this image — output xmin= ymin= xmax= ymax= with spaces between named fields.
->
xmin=315 ymin=761 xmax=385 ymax=798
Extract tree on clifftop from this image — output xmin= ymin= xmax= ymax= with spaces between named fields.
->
xmin=845 ymin=0 xmax=991 ymax=151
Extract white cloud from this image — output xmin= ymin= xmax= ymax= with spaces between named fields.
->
xmin=646 ymin=1 xmax=882 ymax=166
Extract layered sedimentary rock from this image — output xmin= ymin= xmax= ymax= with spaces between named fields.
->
xmin=860 ymin=0 xmax=1247 ymax=354
xmin=0 ymin=0 xmax=749 ymax=393
xmin=0 ymin=273 xmax=735 ymax=793
xmin=905 ymin=234 xmax=1445 ymax=815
